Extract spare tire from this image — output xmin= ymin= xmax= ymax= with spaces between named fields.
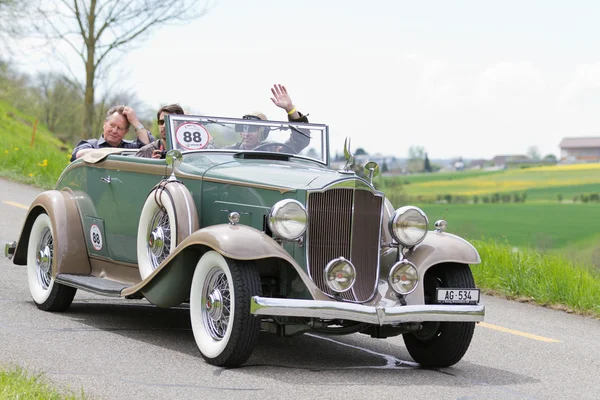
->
xmin=137 ymin=181 xmax=199 ymax=279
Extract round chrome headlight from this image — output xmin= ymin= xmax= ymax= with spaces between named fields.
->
xmin=388 ymin=206 xmax=429 ymax=247
xmin=268 ymin=199 xmax=307 ymax=240
xmin=324 ymin=257 xmax=356 ymax=293
xmin=389 ymin=259 xmax=419 ymax=295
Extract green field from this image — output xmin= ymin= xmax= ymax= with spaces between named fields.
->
xmin=417 ymin=203 xmax=600 ymax=250
xmin=381 ymin=164 xmax=600 ymax=203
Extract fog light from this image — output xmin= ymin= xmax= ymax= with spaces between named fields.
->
xmin=324 ymin=257 xmax=356 ymax=293
xmin=389 ymin=259 xmax=419 ymax=295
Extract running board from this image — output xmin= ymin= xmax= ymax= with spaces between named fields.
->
xmin=55 ymin=274 xmax=131 ymax=297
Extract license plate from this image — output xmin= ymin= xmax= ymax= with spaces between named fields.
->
xmin=436 ymin=288 xmax=480 ymax=304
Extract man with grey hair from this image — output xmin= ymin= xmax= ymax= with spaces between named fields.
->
xmin=70 ymin=105 xmax=154 ymax=161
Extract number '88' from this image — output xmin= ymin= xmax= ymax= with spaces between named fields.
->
xmin=183 ymin=131 xmax=203 ymax=143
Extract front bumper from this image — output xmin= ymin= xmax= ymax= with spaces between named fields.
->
xmin=251 ymin=296 xmax=485 ymax=326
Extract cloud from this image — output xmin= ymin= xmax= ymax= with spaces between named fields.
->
xmin=473 ymin=62 xmax=546 ymax=107
xmin=559 ymin=63 xmax=600 ymax=106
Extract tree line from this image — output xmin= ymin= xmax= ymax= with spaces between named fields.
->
xmin=0 ymin=0 xmax=209 ymax=143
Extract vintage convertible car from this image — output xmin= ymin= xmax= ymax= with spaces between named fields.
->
xmin=4 ymin=114 xmax=484 ymax=368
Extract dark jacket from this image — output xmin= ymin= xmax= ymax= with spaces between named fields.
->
xmin=70 ymin=131 xmax=154 ymax=162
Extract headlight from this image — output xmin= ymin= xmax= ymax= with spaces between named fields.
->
xmin=388 ymin=206 xmax=428 ymax=247
xmin=268 ymin=199 xmax=307 ymax=240
xmin=324 ymin=257 xmax=356 ymax=293
xmin=389 ymin=259 xmax=419 ymax=295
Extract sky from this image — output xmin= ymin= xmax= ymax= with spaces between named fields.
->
xmin=10 ymin=0 xmax=600 ymax=160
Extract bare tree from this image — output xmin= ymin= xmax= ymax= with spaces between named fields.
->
xmin=33 ymin=0 xmax=211 ymax=137
xmin=0 ymin=0 xmax=31 ymax=52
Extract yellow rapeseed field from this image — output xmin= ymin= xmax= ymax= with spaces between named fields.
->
xmin=402 ymin=163 xmax=600 ymax=197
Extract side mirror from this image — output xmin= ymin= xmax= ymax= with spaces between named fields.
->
xmin=339 ymin=137 xmax=354 ymax=173
xmin=364 ymin=161 xmax=380 ymax=185
xmin=165 ymin=149 xmax=183 ymax=181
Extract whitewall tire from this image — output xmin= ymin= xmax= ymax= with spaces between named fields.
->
xmin=189 ymin=251 xmax=261 ymax=367
xmin=26 ymin=213 xmax=76 ymax=311
xmin=137 ymin=182 xmax=198 ymax=280
xmin=137 ymin=189 xmax=178 ymax=279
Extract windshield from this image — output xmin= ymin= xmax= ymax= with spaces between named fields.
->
xmin=165 ymin=115 xmax=328 ymax=164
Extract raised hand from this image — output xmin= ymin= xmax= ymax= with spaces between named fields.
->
xmin=270 ymin=84 xmax=294 ymax=113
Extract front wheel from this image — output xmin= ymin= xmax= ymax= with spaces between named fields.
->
xmin=26 ymin=213 xmax=76 ymax=311
xmin=402 ymin=263 xmax=476 ymax=368
xmin=189 ymin=251 xmax=261 ymax=367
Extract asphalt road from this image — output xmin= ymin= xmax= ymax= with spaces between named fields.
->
xmin=0 ymin=177 xmax=599 ymax=400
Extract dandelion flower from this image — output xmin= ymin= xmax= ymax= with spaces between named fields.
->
xmin=28 ymin=173 xmax=33 ymax=177
xmin=14 ymin=147 xmax=19 ymax=151
xmin=3 ymin=150 xmax=7 ymax=154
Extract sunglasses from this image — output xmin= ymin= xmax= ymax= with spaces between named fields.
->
xmin=157 ymin=119 xmax=165 ymax=126
xmin=240 ymin=125 xmax=260 ymax=134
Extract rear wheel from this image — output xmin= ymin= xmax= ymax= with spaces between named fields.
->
xmin=189 ymin=251 xmax=261 ymax=367
xmin=403 ymin=263 xmax=476 ymax=368
xmin=26 ymin=213 xmax=76 ymax=311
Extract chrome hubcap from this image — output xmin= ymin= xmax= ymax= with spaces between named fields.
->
xmin=36 ymin=228 xmax=53 ymax=290
xmin=202 ymin=268 xmax=231 ymax=340
xmin=148 ymin=227 xmax=165 ymax=257
xmin=206 ymin=289 xmax=223 ymax=321
xmin=147 ymin=209 xmax=171 ymax=269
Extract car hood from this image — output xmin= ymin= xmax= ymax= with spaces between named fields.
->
xmin=200 ymin=158 xmax=357 ymax=191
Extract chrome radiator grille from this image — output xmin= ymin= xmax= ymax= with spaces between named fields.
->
xmin=306 ymin=187 xmax=383 ymax=302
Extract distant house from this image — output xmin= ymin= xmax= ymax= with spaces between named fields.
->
xmin=559 ymin=137 xmax=600 ymax=162
xmin=491 ymin=155 xmax=531 ymax=168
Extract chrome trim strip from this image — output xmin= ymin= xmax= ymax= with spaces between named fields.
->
xmin=250 ymin=296 xmax=485 ymax=326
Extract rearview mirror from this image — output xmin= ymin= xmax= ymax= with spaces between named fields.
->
xmin=165 ymin=150 xmax=183 ymax=181
xmin=364 ymin=161 xmax=380 ymax=185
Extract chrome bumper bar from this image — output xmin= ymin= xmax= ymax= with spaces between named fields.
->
xmin=251 ymin=296 xmax=485 ymax=326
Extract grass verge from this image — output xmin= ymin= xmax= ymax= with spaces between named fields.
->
xmin=472 ymin=240 xmax=600 ymax=318
xmin=0 ymin=366 xmax=85 ymax=399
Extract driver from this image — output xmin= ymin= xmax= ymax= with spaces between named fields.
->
xmin=224 ymin=84 xmax=310 ymax=152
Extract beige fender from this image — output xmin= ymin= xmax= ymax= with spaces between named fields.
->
xmin=123 ymin=224 xmax=330 ymax=307
xmin=402 ymin=231 xmax=481 ymax=303
xmin=13 ymin=190 xmax=91 ymax=276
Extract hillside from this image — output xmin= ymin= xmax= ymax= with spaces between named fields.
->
xmin=0 ymin=101 xmax=71 ymax=188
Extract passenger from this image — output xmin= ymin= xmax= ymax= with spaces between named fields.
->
xmin=136 ymin=104 xmax=185 ymax=159
xmin=225 ymin=84 xmax=310 ymax=152
xmin=70 ymin=105 xmax=153 ymax=161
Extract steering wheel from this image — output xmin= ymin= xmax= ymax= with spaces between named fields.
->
xmin=252 ymin=142 xmax=297 ymax=154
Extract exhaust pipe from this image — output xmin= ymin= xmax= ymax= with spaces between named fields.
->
xmin=3 ymin=241 xmax=16 ymax=260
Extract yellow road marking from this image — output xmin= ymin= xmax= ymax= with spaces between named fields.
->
xmin=479 ymin=322 xmax=561 ymax=343
xmin=2 ymin=201 xmax=29 ymax=210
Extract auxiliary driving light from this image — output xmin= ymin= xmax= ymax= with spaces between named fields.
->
xmin=324 ymin=257 xmax=356 ymax=293
xmin=389 ymin=259 xmax=419 ymax=295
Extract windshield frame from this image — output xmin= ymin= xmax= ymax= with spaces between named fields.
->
xmin=164 ymin=114 xmax=330 ymax=166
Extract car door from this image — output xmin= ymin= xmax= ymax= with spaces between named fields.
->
xmin=85 ymin=156 xmax=166 ymax=263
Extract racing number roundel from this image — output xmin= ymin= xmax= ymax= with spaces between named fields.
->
xmin=175 ymin=123 xmax=211 ymax=150
xmin=90 ymin=224 xmax=103 ymax=251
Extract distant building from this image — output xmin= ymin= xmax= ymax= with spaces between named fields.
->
xmin=491 ymin=155 xmax=531 ymax=169
xmin=559 ymin=137 xmax=600 ymax=162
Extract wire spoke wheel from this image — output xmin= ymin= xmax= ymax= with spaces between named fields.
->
xmin=190 ymin=251 xmax=261 ymax=367
xmin=202 ymin=268 xmax=231 ymax=340
xmin=35 ymin=227 xmax=53 ymax=290
xmin=26 ymin=213 xmax=76 ymax=312
xmin=146 ymin=208 xmax=172 ymax=269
